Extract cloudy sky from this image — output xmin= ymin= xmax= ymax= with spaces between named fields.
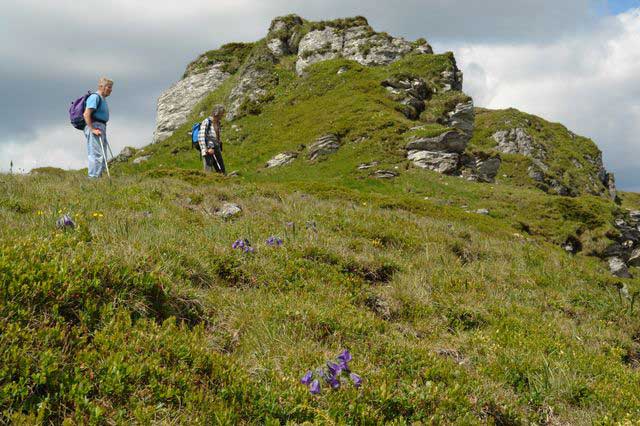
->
xmin=1 ymin=0 xmax=638 ymax=190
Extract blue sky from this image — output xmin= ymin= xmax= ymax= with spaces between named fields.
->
xmin=606 ymin=0 xmax=640 ymax=13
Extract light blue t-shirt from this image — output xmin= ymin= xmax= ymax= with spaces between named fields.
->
xmin=86 ymin=93 xmax=109 ymax=123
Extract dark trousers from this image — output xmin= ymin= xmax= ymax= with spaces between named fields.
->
xmin=202 ymin=146 xmax=225 ymax=174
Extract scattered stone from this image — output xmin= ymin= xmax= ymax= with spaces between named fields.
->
xmin=111 ymin=146 xmax=135 ymax=163
xmin=407 ymin=150 xmax=459 ymax=174
xmin=358 ymin=161 xmax=379 ymax=170
xmin=228 ymin=170 xmax=240 ymax=177
xmin=371 ymin=169 xmax=398 ymax=179
xmin=337 ymin=66 xmax=348 ymax=75
xmin=133 ymin=155 xmax=150 ymax=165
xmin=266 ymin=152 xmax=297 ymax=168
xmin=406 ymin=131 xmax=468 ymax=154
xmin=142 ymin=211 xmax=152 ymax=218
xmin=435 ymin=348 xmax=467 ymax=365
xmin=475 ymin=209 xmax=490 ymax=215
xmin=308 ymin=134 xmax=340 ymax=161
xmin=609 ymin=257 xmax=632 ymax=278
xmin=217 ymin=203 xmax=242 ymax=219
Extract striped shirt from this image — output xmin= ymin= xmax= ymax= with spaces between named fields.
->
xmin=197 ymin=117 xmax=220 ymax=157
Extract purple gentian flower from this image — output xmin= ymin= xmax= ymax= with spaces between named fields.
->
xmin=329 ymin=376 xmax=341 ymax=389
xmin=337 ymin=350 xmax=352 ymax=364
xmin=56 ymin=214 xmax=76 ymax=230
xmin=326 ymin=361 xmax=342 ymax=377
xmin=266 ymin=236 xmax=283 ymax=246
xmin=350 ymin=373 xmax=362 ymax=388
xmin=301 ymin=370 xmax=313 ymax=385
xmin=243 ymin=246 xmax=254 ymax=253
xmin=310 ymin=379 xmax=321 ymax=394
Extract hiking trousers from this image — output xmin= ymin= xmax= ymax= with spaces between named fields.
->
xmin=84 ymin=122 xmax=109 ymax=178
xmin=202 ymin=145 xmax=225 ymax=174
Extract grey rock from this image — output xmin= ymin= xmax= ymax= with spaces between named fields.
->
xmin=132 ymin=155 xmax=150 ymax=165
xmin=629 ymin=211 xmax=640 ymax=220
xmin=382 ymin=75 xmax=430 ymax=119
xmin=475 ymin=209 xmax=490 ymax=215
xmin=406 ymin=131 xmax=468 ymax=154
xmin=628 ymin=248 xmax=640 ymax=267
xmin=439 ymin=63 xmax=463 ymax=92
xmin=358 ymin=161 xmax=379 ymax=170
xmin=153 ymin=64 xmax=231 ymax=143
xmin=111 ymin=146 xmax=135 ymax=163
xmin=461 ymin=153 xmax=501 ymax=183
xmin=296 ymin=24 xmax=430 ymax=75
xmin=337 ymin=66 xmax=348 ymax=75
xmin=445 ymin=100 xmax=475 ymax=135
xmin=266 ymin=152 xmax=297 ymax=168
xmin=609 ymin=257 xmax=632 ymax=278
xmin=605 ymin=172 xmax=617 ymax=201
xmin=492 ymin=128 xmax=536 ymax=156
xmin=267 ymin=37 xmax=288 ymax=57
xmin=407 ymin=150 xmax=460 ymax=174
xmin=217 ymin=202 xmax=242 ymax=219
xmin=308 ymin=134 xmax=340 ymax=161
xmin=371 ymin=169 xmax=399 ymax=179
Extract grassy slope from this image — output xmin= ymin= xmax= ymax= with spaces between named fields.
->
xmin=2 ymin=42 xmax=640 ymax=424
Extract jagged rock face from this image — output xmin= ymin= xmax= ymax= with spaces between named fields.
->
xmin=295 ymin=25 xmax=431 ymax=75
xmin=266 ymin=15 xmax=305 ymax=57
xmin=446 ymin=101 xmax=475 ymax=135
xmin=153 ymin=64 xmax=230 ymax=143
xmin=266 ymin=152 xmax=297 ymax=168
xmin=226 ymin=50 xmax=279 ymax=121
xmin=440 ymin=65 xmax=463 ymax=92
xmin=382 ymin=75 xmax=430 ymax=120
xmin=493 ymin=128 xmax=538 ymax=157
xmin=308 ymin=134 xmax=340 ymax=161
xmin=602 ymin=211 xmax=640 ymax=277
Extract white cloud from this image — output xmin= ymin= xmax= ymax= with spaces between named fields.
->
xmin=450 ymin=8 xmax=640 ymax=190
xmin=0 ymin=118 xmax=154 ymax=173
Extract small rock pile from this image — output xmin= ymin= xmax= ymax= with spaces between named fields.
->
xmin=603 ymin=211 xmax=640 ymax=278
xmin=308 ymin=134 xmax=340 ymax=161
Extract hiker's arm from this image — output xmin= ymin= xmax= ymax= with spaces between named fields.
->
xmin=83 ymin=108 xmax=101 ymax=136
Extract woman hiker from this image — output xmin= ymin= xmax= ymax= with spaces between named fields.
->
xmin=197 ymin=104 xmax=226 ymax=175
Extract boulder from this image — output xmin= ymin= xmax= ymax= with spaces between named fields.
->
xmin=460 ymin=153 xmax=501 ymax=183
xmin=406 ymin=131 xmax=468 ymax=154
xmin=217 ymin=202 xmax=242 ymax=219
xmin=308 ymin=134 xmax=340 ymax=161
xmin=111 ymin=146 xmax=135 ymax=163
xmin=609 ymin=257 xmax=632 ymax=278
xmin=628 ymin=248 xmax=640 ymax=267
xmin=266 ymin=152 xmax=297 ymax=168
xmin=153 ymin=64 xmax=230 ymax=143
xmin=407 ymin=150 xmax=459 ymax=174
xmin=358 ymin=161 xmax=379 ymax=170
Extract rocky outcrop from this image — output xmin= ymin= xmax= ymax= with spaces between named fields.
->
xmin=266 ymin=152 xmax=297 ymax=168
xmin=407 ymin=131 xmax=468 ymax=154
xmin=407 ymin=150 xmax=460 ymax=174
xmin=308 ymin=134 xmax=341 ymax=161
xmin=226 ymin=49 xmax=279 ymax=121
xmin=382 ymin=75 xmax=430 ymax=120
xmin=439 ymin=58 xmax=463 ymax=92
xmin=295 ymin=19 xmax=432 ymax=75
xmin=110 ymin=146 xmax=135 ymax=163
xmin=493 ymin=128 xmax=538 ymax=157
xmin=153 ymin=64 xmax=230 ymax=143
xmin=266 ymin=15 xmax=305 ymax=57
xmin=446 ymin=100 xmax=475 ymax=135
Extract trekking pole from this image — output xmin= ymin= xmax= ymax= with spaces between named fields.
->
xmin=99 ymin=135 xmax=111 ymax=178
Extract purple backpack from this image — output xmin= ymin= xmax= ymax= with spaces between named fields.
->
xmin=69 ymin=91 xmax=101 ymax=130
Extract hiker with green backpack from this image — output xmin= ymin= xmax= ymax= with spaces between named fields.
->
xmin=192 ymin=104 xmax=226 ymax=175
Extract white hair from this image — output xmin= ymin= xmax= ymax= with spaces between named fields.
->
xmin=98 ymin=77 xmax=114 ymax=88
